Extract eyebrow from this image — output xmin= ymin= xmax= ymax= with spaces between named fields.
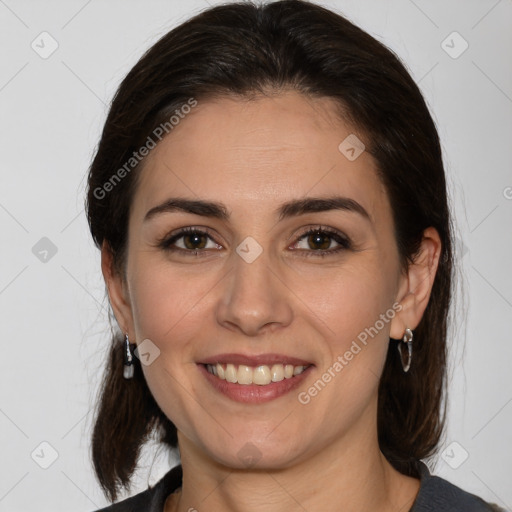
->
xmin=143 ymin=196 xmax=371 ymax=223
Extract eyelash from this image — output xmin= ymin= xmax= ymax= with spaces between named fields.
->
xmin=156 ymin=225 xmax=352 ymax=258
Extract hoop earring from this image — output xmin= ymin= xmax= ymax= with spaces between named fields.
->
xmin=123 ymin=333 xmax=134 ymax=379
xmin=397 ymin=328 xmax=413 ymax=373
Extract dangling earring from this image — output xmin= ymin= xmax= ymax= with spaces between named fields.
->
xmin=397 ymin=328 xmax=413 ymax=373
xmin=123 ymin=333 xmax=134 ymax=379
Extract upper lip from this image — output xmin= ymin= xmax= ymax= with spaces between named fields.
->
xmin=199 ymin=353 xmax=314 ymax=367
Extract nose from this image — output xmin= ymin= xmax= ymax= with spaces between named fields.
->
xmin=215 ymin=242 xmax=294 ymax=337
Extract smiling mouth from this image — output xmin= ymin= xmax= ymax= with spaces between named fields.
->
xmin=203 ymin=363 xmax=311 ymax=386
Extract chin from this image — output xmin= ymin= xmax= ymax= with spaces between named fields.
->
xmin=198 ymin=432 xmax=305 ymax=471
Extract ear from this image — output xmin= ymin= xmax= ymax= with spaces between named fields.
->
xmin=101 ymin=240 xmax=134 ymax=339
xmin=389 ymin=227 xmax=442 ymax=339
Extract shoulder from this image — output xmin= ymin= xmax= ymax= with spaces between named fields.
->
xmin=89 ymin=465 xmax=182 ymax=512
xmin=411 ymin=461 xmax=507 ymax=512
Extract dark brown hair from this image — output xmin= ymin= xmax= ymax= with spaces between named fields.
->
xmin=86 ymin=0 xmax=453 ymax=502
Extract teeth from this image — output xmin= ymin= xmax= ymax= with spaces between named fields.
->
xmin=225 ymin=363 xmax=237 ymax=383
xmin=237 ymin=364 xmax=253 ymax=385
xmin=216 ymin=363 xmax=225 ymax=380
xmin=253 ymin=365 xmax=271 ymax=385
xmin=293 ymin=365 xmax=305 ymax=376
xmin=205 ymin=363 xmax=309 ymax=385
xmin=271 ymin=364 xmax=284 ymax=382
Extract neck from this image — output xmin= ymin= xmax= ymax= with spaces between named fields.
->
xmin=167 ymin=406 xmax=420 ymax=512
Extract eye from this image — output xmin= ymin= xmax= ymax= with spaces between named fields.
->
xmin=156 ymin=225 xmax=352 ymax=258
xmin=290 ymin=226 xmax=352 ymax=257
xmin=157 ymin=227 xmax=221 ymax=256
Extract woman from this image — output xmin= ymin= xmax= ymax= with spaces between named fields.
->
xmin=85 ymin=1 xmax=505 ymax=510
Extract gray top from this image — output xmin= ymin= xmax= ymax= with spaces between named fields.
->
xmin=92 ymin=461 xmax=506 ymax=512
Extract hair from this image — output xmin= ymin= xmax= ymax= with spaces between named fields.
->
xmin=85 ymin=0 xmax=453 ymax=502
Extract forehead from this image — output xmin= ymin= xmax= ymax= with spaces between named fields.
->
xmin=132 ymin=91 xmax=388 ymax=225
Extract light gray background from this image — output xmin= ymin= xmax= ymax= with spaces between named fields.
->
xmin=0 ymin=0 xmax=511 ymax=510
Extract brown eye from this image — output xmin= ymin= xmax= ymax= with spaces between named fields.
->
xmin=158 ymin=227 xmax=221 ymax=255
xmin=292 ymin=226 xmax=352 ymax=257
xmin=306 ymin=231 xmax=332 ymax=250
xmin=181 ymin=231 xmax=208 ymax=250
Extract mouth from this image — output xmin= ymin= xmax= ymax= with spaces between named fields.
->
xmin=203 ymin=362 xmax=310 ymax=385
xmin=197 ymin=353 xmax=315 ymax=403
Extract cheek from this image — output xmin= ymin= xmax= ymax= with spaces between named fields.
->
xmin=129 ymin=259 xmax=212 ymax=344
xmin=301 ymin=261 xmax=394 ymax=343
xmin=296 ymin=258 xmax=396 ymax=409
xmin=127 ymin=262 xmax=209 ymax=429
xmin=295 ymin=269 xmax=393 ymax=414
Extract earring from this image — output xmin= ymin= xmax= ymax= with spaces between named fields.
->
xmin=123 ymin=333 xmax=134 ymax=379
xmin=397 ymin=328 xmax=413 ymax=373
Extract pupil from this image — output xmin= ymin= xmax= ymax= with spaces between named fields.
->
xmin=185 ymin=232 xmax=206 ymax=250
xmin=309 ymin=232 xmax=330 ymax=250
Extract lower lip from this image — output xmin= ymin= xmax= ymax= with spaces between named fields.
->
xmin=198 ymin=364 xmax=314 ymax=404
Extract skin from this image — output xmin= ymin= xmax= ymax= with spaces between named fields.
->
xmin=102 ymin=90 xmax=441 ymax=512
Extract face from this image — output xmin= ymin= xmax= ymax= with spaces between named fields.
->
xmin=112 ymin=91 xmax=411 ymax=469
